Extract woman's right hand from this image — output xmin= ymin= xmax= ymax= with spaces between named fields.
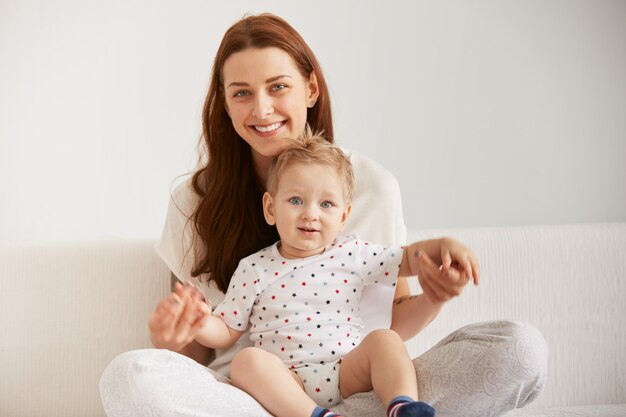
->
xmin=148 ymin=281 xmax=211 ymax=352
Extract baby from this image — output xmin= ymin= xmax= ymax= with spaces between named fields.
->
xmin=195 ymin=131 xmax=440 ymax=417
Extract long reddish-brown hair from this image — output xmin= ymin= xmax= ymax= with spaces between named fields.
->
xmin=191 ymin=14 xmax=334 ymax=292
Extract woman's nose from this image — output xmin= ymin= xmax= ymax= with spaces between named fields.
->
xmin=251 ymin=92 xmax=273 ymax=119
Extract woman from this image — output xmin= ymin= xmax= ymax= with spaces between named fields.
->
xmin=100 ymin=13 xmax=547 ymax=417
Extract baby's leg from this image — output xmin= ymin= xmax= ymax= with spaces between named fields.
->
xmin=339 ymin=329 xmax=434 ymax=417
xmin=230 ymin=347 xmax=319 ymax=417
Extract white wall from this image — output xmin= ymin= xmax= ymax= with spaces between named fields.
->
xmin=1 ymin=0 xmax=625 ymax=242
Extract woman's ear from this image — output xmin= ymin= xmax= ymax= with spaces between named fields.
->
xmin=306 ymin=71 xmax=320 ymax=107
xmin=263 ymin=192 xmax=276 ymax=225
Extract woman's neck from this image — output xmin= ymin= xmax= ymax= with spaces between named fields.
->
xmin=252 ymin=151 xmax=272 ymax=186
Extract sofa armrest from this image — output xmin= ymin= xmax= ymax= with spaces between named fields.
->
xmin=0 ymin=239 xmax=170 ymax=417
xmin=406 ymin=223 xmax=626 ymax=409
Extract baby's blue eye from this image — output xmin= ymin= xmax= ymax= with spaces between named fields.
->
xmin=271 ymin=83 xmax=287 ymax=92
xmin=289 ymin=197 xmax=303 ymax=205
xmin=320 ymin=201 xmax=333 ymax=209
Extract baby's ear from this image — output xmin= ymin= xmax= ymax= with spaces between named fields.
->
xmin=339 ymin=203 xmax=352 ymax=230
xmin=262 ymin=192 xmax=276 ymax=225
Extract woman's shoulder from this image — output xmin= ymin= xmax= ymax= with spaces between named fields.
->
xmin=342 ymin=148 xmax=396 ymax=183
xmin=167 ymin=175 xmax=200 ymax=219
xmin=340 ymin=147 xmax=407 ymax=245
xmin=341 ymin=147 xmax=401 ymax=200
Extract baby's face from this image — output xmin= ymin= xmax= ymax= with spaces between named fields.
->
xmin=263 ymin=162 xmax=351 ymax=259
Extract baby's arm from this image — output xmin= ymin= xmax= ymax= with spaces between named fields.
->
xmin=194 ymin=308 xmax=244 ymax=350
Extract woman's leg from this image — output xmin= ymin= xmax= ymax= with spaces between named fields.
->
xmin=230 ymin=347 xmax=319 ymax=417
xmin=335 ymin=320 xmax=548 ymax=417
xmin=101 ymin=321 xmax=548 ymax=417
xmin=413 ymin=320 xmax=549 ymax=417
xmin=99 ymin=349 xmax=272 ymax=417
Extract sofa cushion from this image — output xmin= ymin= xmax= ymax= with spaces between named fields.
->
xmin=506 ymin=404 xmax=626 ymax=416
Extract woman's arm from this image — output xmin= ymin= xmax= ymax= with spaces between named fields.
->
xmin=391 ymin=273 xmax=444 ymax=341
xmin=390 ymin=239 xmax=478 ymax=340
xmin=391 ymin=292 xmax=444 ymax=341
xmin=390 ymin=272 xmax=443 ymax=340
xmin=176 ymin=340 xmax=215 ymax=366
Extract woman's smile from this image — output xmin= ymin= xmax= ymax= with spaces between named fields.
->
xmin=250 ymin=120 xmax=287 ymax=136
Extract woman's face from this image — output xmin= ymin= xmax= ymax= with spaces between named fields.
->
xmin=222 ymin=47 xmax=319 ymax=172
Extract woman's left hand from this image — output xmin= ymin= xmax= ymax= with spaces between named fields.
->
xmin=412 ymin=249 xmax=474 ymax=305
xmin=439 ymin=237 xmax=481 ymax=285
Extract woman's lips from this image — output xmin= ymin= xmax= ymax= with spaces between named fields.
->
xmin=250 ymin=121 xmax=286 ymax=136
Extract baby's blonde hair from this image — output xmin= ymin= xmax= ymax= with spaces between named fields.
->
xmin=266 ymin=126 xmax=354 ymax=203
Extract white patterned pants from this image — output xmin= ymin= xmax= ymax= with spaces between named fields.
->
xmin=100 ymin=320 xmax=548 ymax=417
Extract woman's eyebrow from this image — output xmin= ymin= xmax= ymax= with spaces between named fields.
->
xmin=266 ymin=75 xmax=292 ymax=83
xmin=226 ymin=75 xmax=292 ymax=89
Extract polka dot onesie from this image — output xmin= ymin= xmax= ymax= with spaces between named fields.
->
xmin=213 ymin=234 xmax=403 ymax=404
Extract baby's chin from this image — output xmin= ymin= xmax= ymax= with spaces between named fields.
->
xmin=279 ymin=242 xmax=327 ymax=259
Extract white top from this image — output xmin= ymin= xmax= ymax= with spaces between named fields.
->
xmin=214 ymin=234 xmax=403 ymax=367
xmin=155 ymin=148 xmax=407 ymax=376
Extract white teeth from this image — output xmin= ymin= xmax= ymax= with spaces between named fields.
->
xmin=254 ymin=122 xmax=283 ymax=133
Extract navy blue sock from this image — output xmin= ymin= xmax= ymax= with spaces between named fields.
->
xmin=387 ymin=396 xmax=435 ymax=417
xmin=311 ymin=405 xmax=341 ymax=417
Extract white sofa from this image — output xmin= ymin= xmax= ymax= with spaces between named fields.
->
xmin=1 ymin=223 xmax=624 ymax=417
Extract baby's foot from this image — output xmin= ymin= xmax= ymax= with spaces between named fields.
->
xmin=311 ymin=406 xmax=342 ymax=417
xmin=388 ymin=397 xmax=435 ymax=417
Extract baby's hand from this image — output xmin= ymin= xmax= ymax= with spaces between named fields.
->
xmin=148 ymin=281 xmax=211 ymax=351
xmin=178 ymin=281 xmax=212 ymax=320
xmin=439 ymin=237 xmax=481 ymax=285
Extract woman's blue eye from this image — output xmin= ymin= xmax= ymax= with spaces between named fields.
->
xmin=320 ymin=201 xmax=333 ymax=209
xmin=233 ymin=90 xmax=250 ymax=97
xmin=289 ymin=197 xmax=302 ymax=205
